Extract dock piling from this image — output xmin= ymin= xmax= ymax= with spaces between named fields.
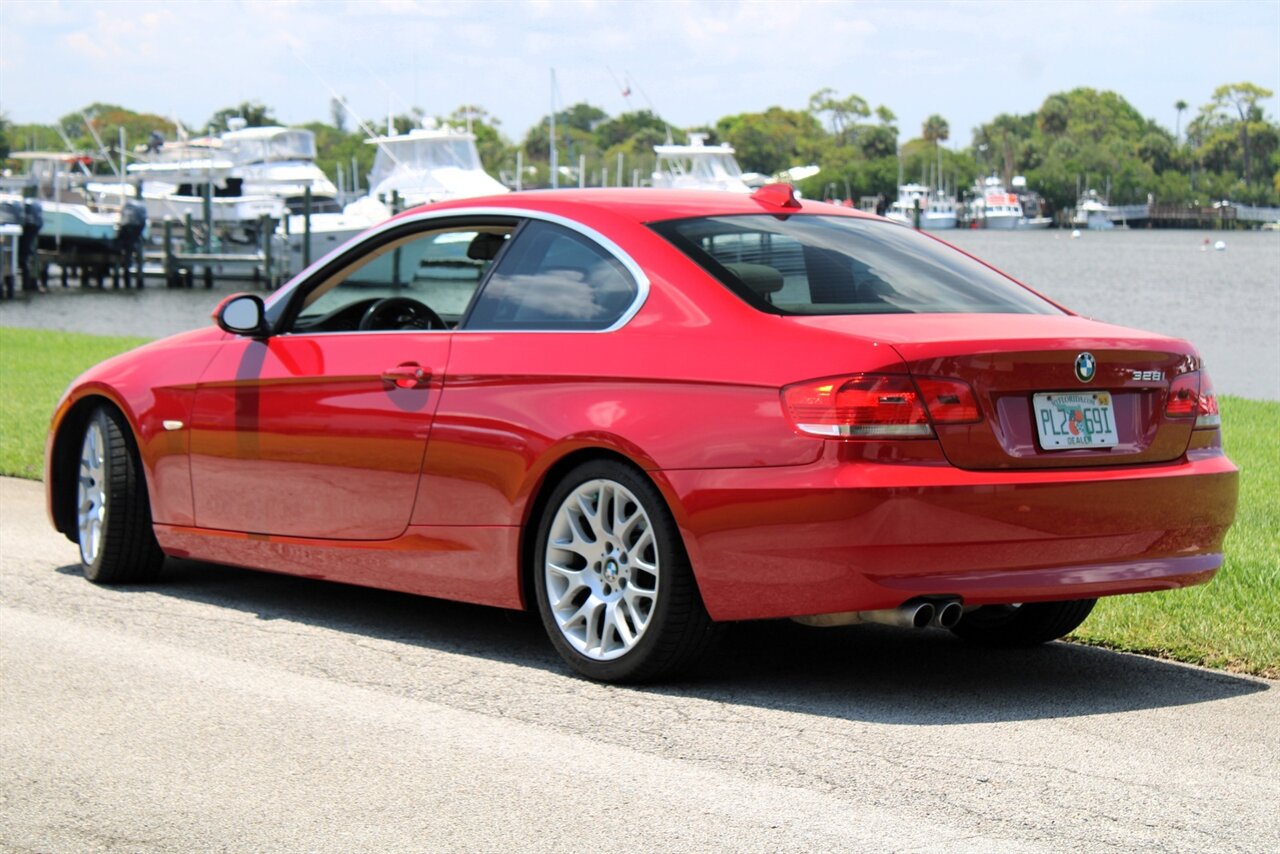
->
xmin=303 ymin=186 xmax=312 ymax=269
xmin=259 ymin=215 xmax=274 ymax=290
xmin=202 ymin=182 xmax=213 ymax=288
xmin=390 ymin=191 xmax=402 ymax=290
xmin=163 ymin=219 xmax=176 ymax=287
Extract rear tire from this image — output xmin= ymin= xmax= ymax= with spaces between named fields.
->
xmin=533 ymin=460 xmax=719 ymax=683
xmin=949 ymin=599 xmax=1097 ymax=647
xmin=77 ymin=406 xmax=165 ymax=584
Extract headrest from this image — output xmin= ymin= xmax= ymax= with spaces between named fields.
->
xmin=723 ymin=262 xmax=784 ymax=297
xmin=467 ymin=232 xmax=507 ymax=261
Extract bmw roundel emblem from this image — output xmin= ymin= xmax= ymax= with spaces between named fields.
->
xmin=1074 ymin=352 xmax=1097 ymax=383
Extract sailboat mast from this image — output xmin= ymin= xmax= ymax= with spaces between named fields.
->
xmin=549 ymin=68 xmax=558 ymax=189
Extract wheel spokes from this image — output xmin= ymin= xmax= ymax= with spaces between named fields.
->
xmin=575 ymin=491 xmax=602 ymax=538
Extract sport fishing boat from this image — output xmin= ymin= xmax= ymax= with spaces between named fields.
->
xmin=885 ymin=183 xmax=958 ymax=230
xmin=1012 ymin=176 xmax=1052 ymax=229
xmin=219 ymin=121 xmax=339 ymax=214
xmin=278 ymin=119 xmax=509 ymax=272
xmin=651 ymin=134 xmax=752 ymax=193
xmin=121 ymin=146 xmax=286 ymax=226
xmin=105 ymin=121 xmax=336 ymax=230
xmin=1072 ymin=189 xmax=1116 ymax=230
xmin=970 ymin=176 xmax=1023 ymax=230
xmin=1073 ymin=188 xmax=1151 ymax=230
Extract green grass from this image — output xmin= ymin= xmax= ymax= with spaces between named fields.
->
xmin=2 ymin=325 xmax=1277 ymax=677
xmin=0 ymin=327 xmax=150 ymax=479
xmin=1070 ymin=396 xmax=1280 ymax=678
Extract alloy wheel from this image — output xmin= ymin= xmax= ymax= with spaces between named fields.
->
xmin=543 ymin=478 xmax=660 ymax=661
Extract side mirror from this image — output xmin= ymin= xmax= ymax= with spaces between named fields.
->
xmin=213 ymin=293 xmax=270 ymax=338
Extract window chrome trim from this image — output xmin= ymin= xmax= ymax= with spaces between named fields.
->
xmin=267 ymin=206 xmax=652 ymax=335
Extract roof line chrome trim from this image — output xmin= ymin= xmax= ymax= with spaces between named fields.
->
xmin=267 ymin=205 xmax=651 ymax=335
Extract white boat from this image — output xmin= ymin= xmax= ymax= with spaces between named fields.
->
xmin=1073 ymin=189 xmax=1117 ymax=230
xmin=6 ymin=152 xmax=147 ymax=254
xmin=120 ymin=152 xmax=286 ymax=225
xmin=971 ymin=176 xmax=1023 ymax=230
xmin=651 ymin=134 xmax=751 ymax=193
xmin=1071 ymin=188 xmax=1152 ymax=230
xmin=82 ymin=130 xmax=282 ymax=229
xmin=107 ymin=122 xmax=338 ymax=229
xmin=1012 ymin=176 xmax=1052 ymax=229
xmin=885 ymin=183 xmax=958 ymax=230
xmin=279 ymin=120 xmax=509 ymax=271
xmin=219 ymin=122 xmax=339 ymax=214
xmin=361 ymin=121 xmax=508 ymax=207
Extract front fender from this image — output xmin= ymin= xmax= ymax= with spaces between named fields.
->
xmin=45 ymin=328 xmax=226 ymax=538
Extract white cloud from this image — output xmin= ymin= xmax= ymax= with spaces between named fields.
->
xmin=64 ymin=30 xmax=110 ymax=61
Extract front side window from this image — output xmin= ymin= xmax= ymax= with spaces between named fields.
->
xmin=463 ymin=220 xmax=638 ymax=331
xmin=284 ymin=224 xmax=513 ymax=333
xmin=651 ymin=215 xmax=1062 ymax=316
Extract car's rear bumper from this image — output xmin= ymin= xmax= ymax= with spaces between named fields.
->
xmin=660 ymin=447 xmax=1238 ymax=622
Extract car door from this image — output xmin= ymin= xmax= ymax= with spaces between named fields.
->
xmin=415 ymin=218 xmax=646 ymax=525
xmin=188 ymin=220 xmax=513 ymax=539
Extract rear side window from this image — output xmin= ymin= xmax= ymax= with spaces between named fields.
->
xmin=651 ymin=215 xmax=1061 ymax=316
xmin=463 ymin=220 xmax=638 ymax=330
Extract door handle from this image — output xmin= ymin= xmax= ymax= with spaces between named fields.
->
xmin=381 ymin=363 xmax=431 ymax=389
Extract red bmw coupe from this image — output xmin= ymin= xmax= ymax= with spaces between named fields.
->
xmin=46 ymin=186 xmax=1238 ymax=682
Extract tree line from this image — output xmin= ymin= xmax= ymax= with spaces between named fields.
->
xmin=2 ymin=81 xmax=1275 ymax=210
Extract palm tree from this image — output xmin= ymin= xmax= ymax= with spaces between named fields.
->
xmin=922 ymin=115 xmax=950 ymax=189
xmin=1174 ymin=100 xmax=1188 ymax=143
xmin=922 ymin=114 xmax=950 ymax=148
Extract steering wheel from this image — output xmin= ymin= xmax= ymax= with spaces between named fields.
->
xmin=358 ymin=297 xmax=447 ymax=331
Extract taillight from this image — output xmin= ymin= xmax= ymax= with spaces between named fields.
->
xmin=1166 ymin=373 xmax=1199 ymax=419
xmin=782 ymin=374 xmax=932 ymax=438
xmin=1166 ymin=371 xmax=1221 ymax=429
xmin=1195 ymin=373 xmax=1221 ymax=429
xmin=915 ymin=377 xmax=982 ymax=424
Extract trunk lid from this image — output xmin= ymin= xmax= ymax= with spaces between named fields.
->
xmin=789 ymin=314 xmax=1201 ymax=470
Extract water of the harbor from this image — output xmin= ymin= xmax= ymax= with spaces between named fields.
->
xmin=944 ymin=229 xmax=1279 ymax=401
xmin=2 ymin=229 xmax=1277 ymax=400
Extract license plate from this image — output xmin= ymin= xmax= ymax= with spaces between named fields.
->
xmin=1032 ymin=392 xmax=1119 ymax=450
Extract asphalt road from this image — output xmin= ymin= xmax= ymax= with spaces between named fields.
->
xmin=2 ymin=475 xmax=1276 ymax=852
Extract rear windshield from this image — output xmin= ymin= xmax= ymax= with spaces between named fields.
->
xmin=650 ymin=214 xmax=1061 ymax=316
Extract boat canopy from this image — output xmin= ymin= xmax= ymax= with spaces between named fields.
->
xmin=223 ymin=129 xmax=318 ymax=165
xmin=654 ymin=134 xmax=744 ymax=182
xmin=367 ymin=134 xmax=482 ymax=187
xmin=658 ymin=150 xmax=744 ymax=183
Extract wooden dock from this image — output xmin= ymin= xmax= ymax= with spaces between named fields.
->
xmin=1147 ymin=203 xmax=1280 ymax=229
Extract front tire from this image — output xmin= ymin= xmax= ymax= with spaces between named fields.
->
xmin=77 ymin=406 xmax=165 ymax=584
xmin=949 ymin=599 xmax=1097 ymax=646
xmin=533 ymin=460 xmax=718 ymax=683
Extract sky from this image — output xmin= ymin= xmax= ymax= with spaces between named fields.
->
xmin=2 ymin=0 xmax=1278 ymax=150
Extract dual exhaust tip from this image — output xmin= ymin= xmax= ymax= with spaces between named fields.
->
xmin=793 ymin=598 xmax=964 ymax=630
